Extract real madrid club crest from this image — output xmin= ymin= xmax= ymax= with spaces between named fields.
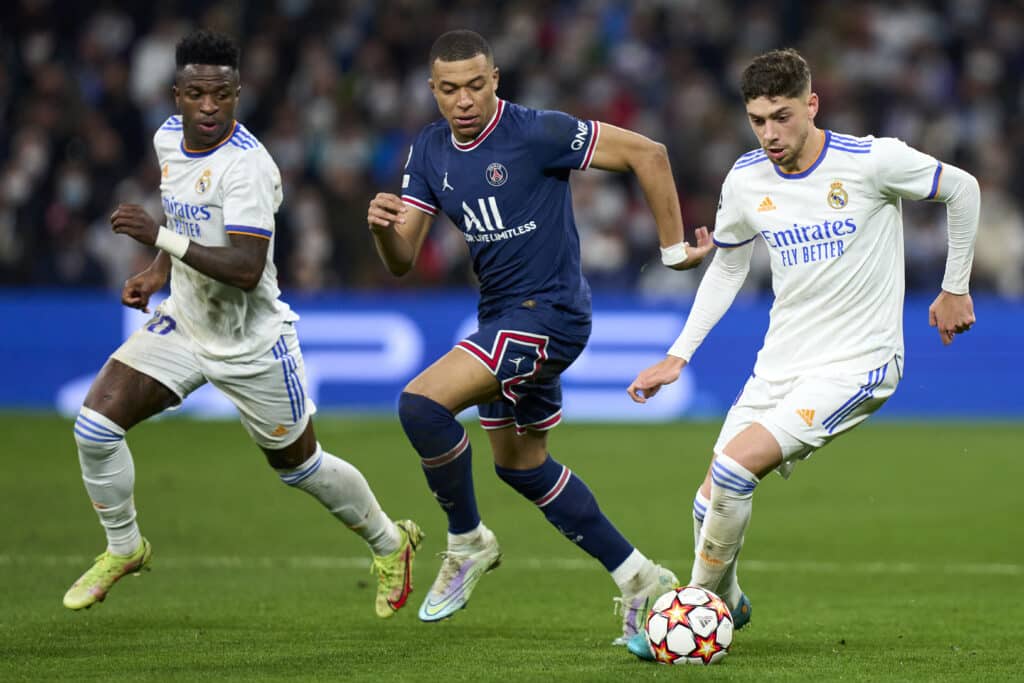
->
xmin=827 ymin=180 xmax=848 ymax=209
xmin=195 ymin=168 xmax=212 ymax=194
xmin=485 ymin=162 xmax=508 ymax=187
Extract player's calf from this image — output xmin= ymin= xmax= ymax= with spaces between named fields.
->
xmin=73 ymin=408 xmax=141 ymax=556
xmin=276 ymin=443 xmax=406 ymax=559
xmin=494 ymin=454 xmax=634 ymax=572
xmin=398 ymin=391 xmax=480 ymax=533
xmin=691 ymin=454 xmax=758 ymax=592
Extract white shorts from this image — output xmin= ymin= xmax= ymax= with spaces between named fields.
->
xmin=714 ymin=356 xmax=901 ymax=478
xmin=111 ymin=308 xmax=316 ymax=449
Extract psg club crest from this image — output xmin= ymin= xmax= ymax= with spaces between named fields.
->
xmin=827 ymin=180 xmax=848 ymax=209
xmin=485 ymin=162 xmax=508 ymax=187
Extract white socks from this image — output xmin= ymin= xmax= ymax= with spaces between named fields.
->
xmin=74 ymin=408 xmax=141 ymax=556
xmin=277 ymin=444 xmax=401 ymax=556
xmin=690 ymin=453 xmax=758 ymax=600
xmin=76 ymin=411 xmax=400 ymax=558
xmin=610 ymin=548 xmax=653 ymax=594
xmin=693 ymin=488 xmax=744 ymax=609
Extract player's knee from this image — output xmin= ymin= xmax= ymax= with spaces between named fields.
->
xmin=398 ymin=391 xmax=461 ymax=458
xmin=710 ymin=452 xmax=759 ymax=501
xmin=264 ymin=444 xmax=308 ymax=470
xmin=275 ymin=443 xmax=323 ymax=488
xmin=73 ymin=408 xmax=125 ymax=460
xmin=261 ymin=420 xmax=316 ymax=469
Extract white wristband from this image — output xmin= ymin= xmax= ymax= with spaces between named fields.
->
xmin=660 ymin=241 xmax=688 ymax=266
xmin=154 ymin=226 xmax=190 ymax=259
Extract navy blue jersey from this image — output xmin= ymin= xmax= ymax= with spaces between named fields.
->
xmin=402 ymin=99 xmax=599 ymax=322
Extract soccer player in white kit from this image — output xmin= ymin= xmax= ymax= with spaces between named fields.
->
xmin=63 ymin=30 xmax=423 ymax=618
xmin=625 ymin=48 xmax=979 ymax=660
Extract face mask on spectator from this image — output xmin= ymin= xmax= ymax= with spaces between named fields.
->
xmin=59 ymin=172 xmax=90 ymax=209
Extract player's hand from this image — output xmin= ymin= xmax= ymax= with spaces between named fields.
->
xmin=627 ymin=355 xmax=687 ymax=403
xmin=367 ymin=193 xmax=407 ymax=234
xmin=928 ymin=290 xmax=975 ymax=345
xmin=121 ymin=267 xmax=167 ymax=313
xmin=110 ymin=204 xmax=159 ymax=246
xmin=668 ymin=226 xmax=714 ymax=271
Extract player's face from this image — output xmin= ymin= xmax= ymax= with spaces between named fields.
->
xmin=173 ymin=64 xmax=240 ymax=149
xmin=429 ymin=54 xmax=499 ymax=142
xmin=745 ymin=92 xmax=819 ymax=172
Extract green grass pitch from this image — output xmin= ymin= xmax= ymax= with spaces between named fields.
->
xmin=2 ymin=414 xmax=1022 ymax=681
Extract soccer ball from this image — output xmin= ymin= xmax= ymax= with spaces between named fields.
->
xmin=644 ymin=585 xmax=734 ymax=665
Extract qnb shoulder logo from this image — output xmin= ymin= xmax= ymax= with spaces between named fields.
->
xmin=571 ymin=120 xmax=589 ymax=150
xmin=485 ymin=162 xmax=508 ymax=187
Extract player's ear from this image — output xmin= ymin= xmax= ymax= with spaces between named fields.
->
xmin=492 ymin=66 xmax=500 ymax=91
xmin=806 ymin=92 xmax=819 ymax=120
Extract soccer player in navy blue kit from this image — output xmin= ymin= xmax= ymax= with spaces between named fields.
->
xmin=367 ymin=30 xmax=712 ymax=643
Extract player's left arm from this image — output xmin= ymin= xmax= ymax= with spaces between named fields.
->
xmin=875 ymin=139 xmax=981 ymax=345
xmin=110 ymin=203 xmax=268 ymax=291
xmin=588 ymin=123 xmax=712 ymax=270
xmin=926 ymin=163 xmax=980 ymax=345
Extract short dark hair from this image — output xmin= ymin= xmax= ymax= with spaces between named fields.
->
xmin=175 ymin=30 xmax=240 ymax=71
xmin=429 ymin=30 xmax=493 ymax=66
xmin=740 ymin=48 xmax=811 ymax=102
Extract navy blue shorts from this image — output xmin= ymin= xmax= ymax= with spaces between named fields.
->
xmin=456 ymin=304 xmax=589 ymax=434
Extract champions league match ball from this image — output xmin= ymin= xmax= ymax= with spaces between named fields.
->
xmin=644 ymin=586 xmax=734 ymax=665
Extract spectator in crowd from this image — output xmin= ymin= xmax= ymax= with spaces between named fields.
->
xmin=1 ymin=0 xmax=1021 ymax=295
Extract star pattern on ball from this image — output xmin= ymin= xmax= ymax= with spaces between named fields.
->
xmin=651 ymin=638 xmax=682 ymax=664
xmin=663 ymin=597 xmax=696 ymax=630
xmin=693 ymin=632 xmax=725 ymax=664
xmin=707 ymin=594 xmax=733 ymax=623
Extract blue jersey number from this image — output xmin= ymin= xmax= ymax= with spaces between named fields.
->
xmin=146 ymin=314 xmax=177 ymax=336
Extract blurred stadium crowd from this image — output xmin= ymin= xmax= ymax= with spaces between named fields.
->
xmin=1 ymin=0 xmax=1022 ymax=296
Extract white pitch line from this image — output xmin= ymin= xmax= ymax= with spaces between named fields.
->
xmin=0 ymin=555 xmax=1020 ymax=576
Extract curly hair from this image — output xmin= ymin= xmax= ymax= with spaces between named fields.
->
xmin=429 ymin=29 xmax=493 ymax=66
xmin=740 ymin=48 xmax=811 ymax=102
xmin=175 ymin=30 xmax=240 ymax=71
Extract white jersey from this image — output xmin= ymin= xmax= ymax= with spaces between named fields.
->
xmin=154 ymin=116 xmax=295 ymax=360
xmin=713 ymin=130 xmax=946 ymax=380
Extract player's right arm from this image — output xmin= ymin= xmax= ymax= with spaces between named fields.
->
xmin=627 ymin=243 xmax=754 ymax=402
xmin=628 ymin=173 xmax=755 ymax=403
xmin=111 ymin=204 xmax=270 ymax=292
xmin=367 ymin=192 xmax=435 ymax=276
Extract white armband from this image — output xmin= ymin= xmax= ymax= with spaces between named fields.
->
xmin=154 ymin=226 xmax=191 ymax=259
xmin=660 ymin=241 xmax=689 ymax=267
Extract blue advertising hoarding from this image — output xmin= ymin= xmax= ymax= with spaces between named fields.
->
xmin=2 ymin=290 xmax=1021 ymax=419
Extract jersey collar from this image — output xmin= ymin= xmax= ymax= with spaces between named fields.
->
xmin=180 ymin=121 xmax=238 ymax=158
xmin=772 ymin=129 xmax=829 ymax=180
xmin=451 ymin=99 xmax=505 ymax=152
